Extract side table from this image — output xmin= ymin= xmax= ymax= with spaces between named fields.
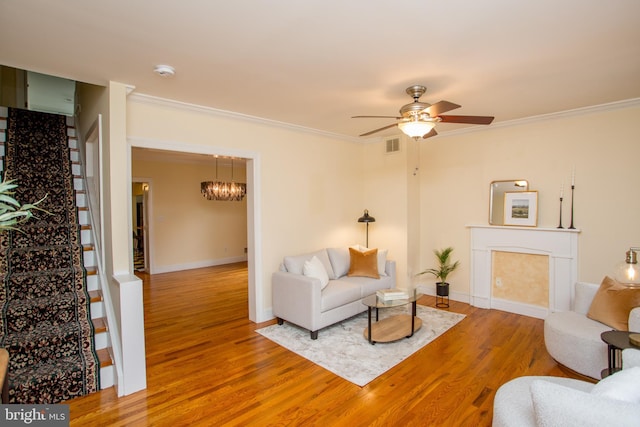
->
xmin=600 ymin=330 xmax=640 ymax=378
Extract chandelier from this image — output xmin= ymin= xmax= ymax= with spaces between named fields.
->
xmin=201 ymin=158 xmax=247 ymax=201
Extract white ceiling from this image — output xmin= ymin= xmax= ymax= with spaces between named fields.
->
xmin=2 ymin=1 xmax=639 ymax=139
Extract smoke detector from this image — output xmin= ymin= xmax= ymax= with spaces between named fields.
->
xmin=154 ymin=65 xmax=175 ymax=77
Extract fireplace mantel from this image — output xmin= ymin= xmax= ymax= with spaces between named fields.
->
xmin=468 ymin=225 xmax=580 ymax=319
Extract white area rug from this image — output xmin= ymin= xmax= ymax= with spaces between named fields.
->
xmin=256 ymin=305 xmax=465 ymax=387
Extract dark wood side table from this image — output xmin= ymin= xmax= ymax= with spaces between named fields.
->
xmin=600 ymin=330 xmax=640 ymax=378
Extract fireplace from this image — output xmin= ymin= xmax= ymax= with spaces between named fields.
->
xmin=469 ymin=225 xmax=580 ymax=319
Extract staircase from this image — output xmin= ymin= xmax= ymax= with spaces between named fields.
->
xmin=0 ymin=106 xmax=114 ymax=402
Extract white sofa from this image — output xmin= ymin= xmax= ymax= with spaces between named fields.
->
xmin=272 ymin=247 xmax=396 ymax=339
xmin=492 ymin=348 xmax=640 ymax=427
xmin=544 ymin=281 xmax=640 ymax=379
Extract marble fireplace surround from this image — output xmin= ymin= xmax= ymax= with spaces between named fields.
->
xmin=469 ymin=225 xmax=580 ymax=319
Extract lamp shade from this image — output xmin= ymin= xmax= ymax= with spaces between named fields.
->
xmin=614 ymin=249 xmax=640 ymax=286
xmin=358 ymin=209 xmax=375 ymax=223
xmin=398 ymin=120 xmax=436 ymax=138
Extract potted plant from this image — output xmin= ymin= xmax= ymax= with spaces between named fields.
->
xmin=0 ymin=178 xmax=47 ymax=232
xmin=418 ymin=247 xmax=460 ymax=298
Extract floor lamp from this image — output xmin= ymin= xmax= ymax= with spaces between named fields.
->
xmin=357 ymin=209 xmax=375 ymax=248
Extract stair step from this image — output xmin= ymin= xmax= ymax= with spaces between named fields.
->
xmin=86 ymin=266 xmax=97 ymax=275
xmin=93 ymin=317 xmax=107 ymax=334
xmin=97 ymin=348 xmax=113 ymax=368
xmin=83 ymin=243 xmax=94 ymax=251
xmin=88 ymin=290 xmax=102 ymax=303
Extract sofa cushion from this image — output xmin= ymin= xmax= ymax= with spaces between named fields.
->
xmin=303 ymin=256 xmax=329 ymax=290
xmin=587 ymin=276 xmax=640 ymax=331
xmin=327 ymin=247 xmax=350 ymax=278
xmin=530 ymin=379 xmax=640 ymax=427
xmin=348 ymin=247 xmax=380 ymax=279
xmin=320 ymin=280 xmax=362 ymax=312
xmin=591 ymin=366 xmax=640 ymax=403
xmin=283 ymin=249 xmax=336 ymax=279
xmin=338 ymin=274 xmax=394 ymax=298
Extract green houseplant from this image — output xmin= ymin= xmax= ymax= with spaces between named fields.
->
xmin=418 ymin=247 xmax=460 ymax=298
xmin=0 ymin=179 xmax=47 ymax=232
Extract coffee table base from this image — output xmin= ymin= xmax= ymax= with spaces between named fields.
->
xmin=363 ymin=314 xmax=422 ymax=343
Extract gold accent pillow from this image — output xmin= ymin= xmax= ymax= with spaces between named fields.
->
xmin=587 ymin=276 xmax=640 ymax=331
xmin=347 ymin=247 xmax=380 ymax=279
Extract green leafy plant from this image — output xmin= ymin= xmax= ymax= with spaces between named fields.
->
xmin=0 ymin=179 xmax=48 ymax=232
xmin=418 ymin=247 xmax=460 ymax=283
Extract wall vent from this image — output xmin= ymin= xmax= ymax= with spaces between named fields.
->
xmin=385 ymin=138 xmax=400 ymax=154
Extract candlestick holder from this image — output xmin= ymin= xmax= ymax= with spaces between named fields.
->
xmin=568 ymin=185 xmax=576 ymax=229
xmin=557 ymin=197 xmax=564 ymax=229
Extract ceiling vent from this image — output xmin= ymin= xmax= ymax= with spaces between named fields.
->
xmin=385 ymin=138 xmax=400 ymax=154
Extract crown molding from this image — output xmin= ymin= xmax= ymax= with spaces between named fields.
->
xmin=128 ymin=92 xmax=362 ymax=144
xmin=128 ymin=92 xmax=640 ymax=143
xmin=438 ymin=97 xmax=640 ymax=138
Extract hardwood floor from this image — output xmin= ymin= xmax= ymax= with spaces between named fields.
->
xmin=68 ymin=262 xmax=577 ymax=426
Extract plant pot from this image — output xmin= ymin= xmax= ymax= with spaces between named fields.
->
xmin=436 ymin=282 xmax=450 ymax=296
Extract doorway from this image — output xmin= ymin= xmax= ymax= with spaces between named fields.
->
xmin=131 ymin=181 xmax=149 ymax=272
xmin=128 ymin=139 xmax=264 ymax=323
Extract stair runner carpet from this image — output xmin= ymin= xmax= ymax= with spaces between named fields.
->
xmin=0 ymin=108 xmax=99 ymax=403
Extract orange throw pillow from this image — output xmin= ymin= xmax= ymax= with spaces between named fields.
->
xmin=587 ymin=276 xmax=640 ymax=331
xmin=348 ymin=247 xmax=380 ymax=279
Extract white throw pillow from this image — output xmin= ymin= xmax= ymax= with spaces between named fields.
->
xmin=530 ymin=379 xmax=640 ymax=427
xmin=591 ymin=366 xmax=640 ymax=403
xmin=283 ymin=249 xmax=335 ymax=278
xmin=303 ymin=256 xmax=330 ymax=290
xmin=350 ymin=245 xmax=388 ymax=276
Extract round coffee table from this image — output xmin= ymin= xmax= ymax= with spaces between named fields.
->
xmin=361 ymin=291 xmax=422 ymax=344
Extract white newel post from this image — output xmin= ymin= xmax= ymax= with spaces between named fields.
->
xmin=114 ymin=274 xmax=147 ymax=395
xmin=468 ymin=225 xmax=580 ymax=319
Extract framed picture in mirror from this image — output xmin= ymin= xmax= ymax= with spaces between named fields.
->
xmin=503 ymin=191 xmax=538 ymax=227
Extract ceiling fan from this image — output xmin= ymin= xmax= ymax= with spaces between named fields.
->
xmin=353 ymin=85 xmax=494 ymax=139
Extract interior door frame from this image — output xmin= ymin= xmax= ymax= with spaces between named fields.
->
xmin=127 ymin=137 xmax=263 ymax=323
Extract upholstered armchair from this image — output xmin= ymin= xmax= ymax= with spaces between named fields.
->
xmin=493 ymin=348 xmax=640 ymax=427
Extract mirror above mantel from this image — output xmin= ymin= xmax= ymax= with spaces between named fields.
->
xmin=489 ymin=180 xmax=529 ymax=225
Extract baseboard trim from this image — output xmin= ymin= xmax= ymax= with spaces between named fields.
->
xmin=416 ymin=285 xmax=470 ymax=304
xmin=153 ymin=256 xmax=248 ymax=274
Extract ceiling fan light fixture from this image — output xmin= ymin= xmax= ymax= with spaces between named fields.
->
xmin=398 ymin=120 xmax=436 ymax=138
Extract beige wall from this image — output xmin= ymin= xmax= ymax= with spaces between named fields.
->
xmin=132 ymin=157 xmax=248 ymax=272
xmin=418 ymin=104 xmax=640 ymax=297
xmin=125 ymin=97 xmax=640 ymax=314
xmin=126 ymin=96 xmax=367 ymax=318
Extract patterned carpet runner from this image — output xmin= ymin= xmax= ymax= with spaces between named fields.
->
xmin=0 ymin=108 xmax=99 ymax=403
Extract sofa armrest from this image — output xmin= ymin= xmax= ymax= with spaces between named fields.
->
xmin=272 ymin=271 xmax=323 ymax=331
xmin=629 ymin=307 xmax=640 ymax=333
xmin=574 ymin=282 xmax=599 ymax=315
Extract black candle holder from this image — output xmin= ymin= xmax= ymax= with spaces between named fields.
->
xmin=557 ymin=196 xmax=564 ymax=229
xmin=568 ymin=185 xmax=576 ymax=229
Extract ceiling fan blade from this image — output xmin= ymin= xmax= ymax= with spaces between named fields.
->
xmin=438 ymin=115 xmax=494 ymax=125
xmin=359 ymin=123 xmax=398 ymax=136
xmin=352 ymin=115 xmax=402 ymax=119
xmin=422 ymin=128 xmax=438 ymax=139
xmin=425 ymin=101 xmax=461 ymax=117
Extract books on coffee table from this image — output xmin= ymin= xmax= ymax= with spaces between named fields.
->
xmin=376 ymin=288 xmax=409 ymax=301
